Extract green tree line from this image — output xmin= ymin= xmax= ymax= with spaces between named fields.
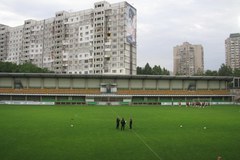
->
xmin=199 ymin=64 xmax=240 ymax=77
xmin=1 ymin=61 xmax=239 ymax=76
xmin=137 ymin=63 xmax=170 ymax=75
xmin=138 ymin=63 xmax=240 ymax=77
xmin=0 ymin=62 xmax=52 ymax=73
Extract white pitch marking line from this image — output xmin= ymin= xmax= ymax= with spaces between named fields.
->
xmin=133 ymin=130 xmax=162 ymax=160
xmin=110 ymin=107 xmax=162 ymax=160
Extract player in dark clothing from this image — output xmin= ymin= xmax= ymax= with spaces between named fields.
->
xmin=129 ymin=118 xmax=133 ymax=129
xmin=121 ymin=118 xmax=126 ymax=130
xmin=116 ymin=117 xmax=120 ymax=129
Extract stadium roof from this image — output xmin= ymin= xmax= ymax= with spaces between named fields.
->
xmin=0 ymin=73 xmax=233 ymax=81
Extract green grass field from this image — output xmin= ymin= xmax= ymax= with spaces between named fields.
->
xmin=0 ymin=105 xmax=240 ymax=160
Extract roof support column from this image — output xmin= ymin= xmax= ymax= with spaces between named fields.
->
xmin=182 ymin=79 xmax=184 ymax=90
xmin=142 ymin=79 xmax=145 ymax=90
xmin=56 ymin=78 xmax=59 ymax=89
xmin=128 ymin=79 xmax=131 ymax=90
xmin=85 ymin=78 xmax=88 ymax=89
xmin=169 ymin=80 xmax=172 ymax=90
xmin=41 ymin=77 xmax=44 ymax=89
xmin=70 ymin=78 xmax=73 ymax=89
xmin=26 ymin=78 xmax=29 ymax=89
xmin=207 ymin=80 xmax=209 ymax=90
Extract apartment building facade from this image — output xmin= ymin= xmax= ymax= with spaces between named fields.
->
xmin=225 ymin=33 xmax=240 ymax=70
xmin=0 ymin=1 xmax=137 ymax=75
xmin=173 ymin=42 xmax=204 ymax=75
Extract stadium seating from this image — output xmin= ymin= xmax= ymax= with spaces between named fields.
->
xmin=0 ymin=88 xmax=100 ymax=95
xmin=0 ymin=88 xmax=230 ymax=95
xmin=117 ymin=89 xmax=230 ymax=95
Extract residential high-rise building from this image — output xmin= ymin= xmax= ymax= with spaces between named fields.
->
xmin=0 ymin=24 xmax=10 ymax=62
xmin=225 ymin=33 xmax=240 ymax=70
xmin=173 ymin=42 xmax=204 ymax=75
xmin=0 ymin=1 xmax=137 ymax=75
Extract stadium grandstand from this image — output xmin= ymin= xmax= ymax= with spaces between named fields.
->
xmin=0 ymin=73 xmax=235 ymax=105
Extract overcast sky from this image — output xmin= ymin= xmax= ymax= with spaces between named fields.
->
xmin=1 ymin=0 xmax=240 ymax=71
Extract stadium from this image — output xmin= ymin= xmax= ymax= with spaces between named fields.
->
xmin=0 ymin=73 xmax=234 ymax=105
xmin=1 ymin=73 xmax=240 ymax=160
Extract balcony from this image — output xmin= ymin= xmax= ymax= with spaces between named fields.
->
xmin=62 ymin=40 xmax=69 ymax=45
xmin=104 ymin=48 xmax=111 ymax=52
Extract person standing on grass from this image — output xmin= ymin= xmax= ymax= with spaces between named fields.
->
xmin=121 ymin=118 xmax=126 ymax=130
xmin=129 ymin=118 xmax=133 ymax=129
xmin=116 ymin=117 xmax=120 ymax=129
xmin=178 ymin=101 xmax=181 ymax=107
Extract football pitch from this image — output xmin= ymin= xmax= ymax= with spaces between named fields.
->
xmin=0 ymin=105 xmax=240 ymax=160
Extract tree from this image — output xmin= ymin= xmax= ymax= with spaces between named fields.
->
xmin=0 ymin=62 xmax=51 ymax=73
xmin=162 ymin=67 xmax=170 ymax=75
xmin=233 ymin=68 xmax=240 ymax=77
xmin=143 ymin=63 xmax=152 ymax=75
xmin=152 ymin=65 xmax=162 ymax=75
xmin=137 ymin=63 xmax=170 ymax=75
xmin=0 ymin=62 xmax=18 ymax=72
xmin=136 ymin=66 xmax=143 ymax=75
xmin=218 ymin=64 xmax=233 ymax=76
xmin=204 ymin=70 xmax=218 ymax=76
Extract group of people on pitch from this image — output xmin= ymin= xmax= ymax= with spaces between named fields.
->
xmin=116 ymin=117 xmax=132 ymax=130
